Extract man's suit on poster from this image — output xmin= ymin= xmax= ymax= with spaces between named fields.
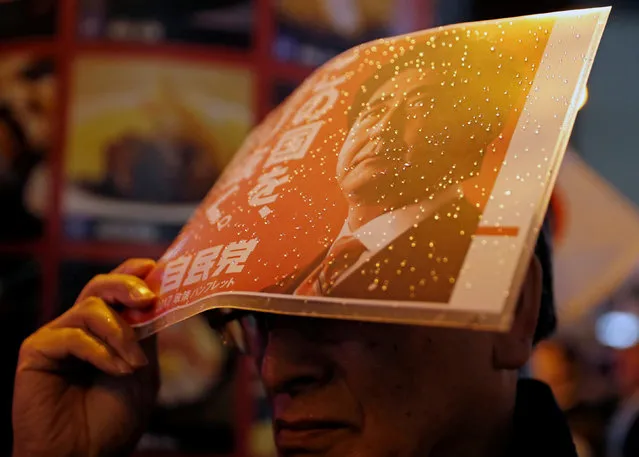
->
xmin=272 ymin=197 xmax=481 ymax=304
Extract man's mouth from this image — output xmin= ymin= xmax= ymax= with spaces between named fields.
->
xmin=349 ymin=140 xmax=388 ymax=169
xmin=274 ymin=419 xmax=353 ymax=451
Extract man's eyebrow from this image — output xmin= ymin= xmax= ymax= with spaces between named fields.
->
xmin=364 ymin=79 xmax=436 ymax=109
xmin=405 ymin=83 xmax=436 ymax=100
xmin=364 ymin=92 xmax=390 ymax=110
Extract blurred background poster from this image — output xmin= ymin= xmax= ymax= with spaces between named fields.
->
xmin=274 ymin=0 xmax=432 ymax=66
xmin=52 ymin=58 xmax=251 ymax=244
xmin=76 ymin=0 xmax=254 ymax=47
xmin=0 ymin=52 xmax=55 ymax=240
xmin=553 ymin=151 xmax=639 ymax=325
xmin=0 ymin=0 xmax=57 ymax=40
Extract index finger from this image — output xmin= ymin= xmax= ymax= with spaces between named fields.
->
xmin=112 ymin=258 xmax=156 ymax=278
xmin=77 ymin=274 xmax=156 ymax=308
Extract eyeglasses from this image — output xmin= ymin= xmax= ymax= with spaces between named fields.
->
xmin=212 ymin=309 xmax=266 ymax=357
xmin=215 ymin=310 xmax=367 ymax=358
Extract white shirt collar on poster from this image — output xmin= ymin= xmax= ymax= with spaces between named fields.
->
xmin=328 ymin=186 xmax=463 ymax=287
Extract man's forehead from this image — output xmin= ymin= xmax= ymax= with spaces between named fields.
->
xmin=368 ymin=68 xmax=442 ymax=102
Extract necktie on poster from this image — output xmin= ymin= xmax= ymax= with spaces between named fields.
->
xmin=122 ymin=7 xmax=611 ymax=338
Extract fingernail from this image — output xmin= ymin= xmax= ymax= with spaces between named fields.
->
xmin=114 ymin=359 xmax=133 ymax=374
xmin=131 ymin=285 xmax=155 ymax=300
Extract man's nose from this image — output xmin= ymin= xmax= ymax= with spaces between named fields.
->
xmin=259 ymin=327 xmax=333 ymax=397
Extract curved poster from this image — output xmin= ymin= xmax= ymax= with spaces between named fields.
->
xmin=124 ymin=8 xmax=611 ymax=338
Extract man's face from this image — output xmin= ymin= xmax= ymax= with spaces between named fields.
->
xmin=336 ymin=68 xmax=480 ymax=209
xmin=245 ymin=314 xmax=515 ymax=457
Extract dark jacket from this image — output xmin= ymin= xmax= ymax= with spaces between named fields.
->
xmin=607 ymin=394 xmax=639 ymax=457
xmin=623 ymin=417 xmax=639 ymax=457
xmin=510 ymin=379 xmax=578 ymax=457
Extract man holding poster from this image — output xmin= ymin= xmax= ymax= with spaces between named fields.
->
xmin=11 ymin=8 xmax=610 ymax=457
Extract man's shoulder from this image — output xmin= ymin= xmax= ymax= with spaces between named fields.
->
xmin=331 ymin=196 xmax=481 ymax=303
xmin=394 ymin=196 xmax=481 ymax=246
xmin=262 ymin=247 xmax=328 ymax=294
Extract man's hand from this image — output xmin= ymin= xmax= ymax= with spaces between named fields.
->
xmin=12 ymin=259 xmax=160 ymax=457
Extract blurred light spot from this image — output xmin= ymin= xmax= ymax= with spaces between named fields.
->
xmin=596 ymin=311 xmax=639 ymax=349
